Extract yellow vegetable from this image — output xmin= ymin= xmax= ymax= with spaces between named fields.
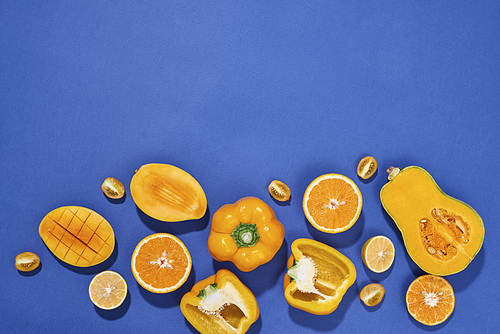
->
xmin=380 ymin=166 xmax=484 ymax=275
xmin=283 ymin=238 xmax=356 ymax=315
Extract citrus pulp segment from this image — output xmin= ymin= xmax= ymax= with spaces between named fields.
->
xmin=89 ymin=271 xmax=128 ymax=310
xmin=361 ymin=235 xmax=395 ymax=273
xmin=406 ymin=275 xmax=455 ymax=326
xmin=303 ymin=173 xmax=362 ymax=233
xmin=131 ymin=233 xmax=192 ymax=293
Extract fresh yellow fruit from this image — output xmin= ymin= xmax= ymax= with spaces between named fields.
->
xmin=357 ymin=156 xmax=377 ymax=179
xmin=303 ymin=173 xmax=362 ymax=233
xmin=101 ymin=177 xmax=125 ymax=199
xmin=360 ymin=283 xmax=385 ymax=306
xmin=406 ymin=275 xmax=455 ymax=326
xmin=131 ymin=233 xmax=192 ymax=293
xmin=89 ymin=271 xmax=128 ymax=310
xmin=361 ymin=236 xmax=395 ymax=273
xmin=15 ymin=252 xmax=40 ymax=272
xmin=268 ymin=180 xmax=291 ymax=201
xmin=130 ymin=164 xmax=207 ymax=222
xmin=39 ymin=206 xmax=115 ymax=267
xmin=380 ymin=166 xmax=484 ymax=276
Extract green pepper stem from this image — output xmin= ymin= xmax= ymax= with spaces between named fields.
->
xmin=231 ymin=223 xmax=260 ymax=248
xmin=197 ymin=283 xmax=218 ymax=300
xmin=289 ymin=259 xmax=299 ymax=282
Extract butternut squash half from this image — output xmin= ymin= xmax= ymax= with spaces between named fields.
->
xmin=130 ymin=163 xmax=207 ymax=222
xmin=380 ymin=166 xmax=484 ymax=276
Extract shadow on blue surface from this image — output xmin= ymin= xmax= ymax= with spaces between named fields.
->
xmin=103 ymin=191 xmax=126 ymax=204
xmin=268 ymin=192 xmax=291 ymax=206
xmin=246 ymin=315 xmax=262 ymax=334
xmin=306 ymin=210 xmax=365 ymax=249
xmin=288 ymin=280 xmax=359 ymax=332
xmin=95 ymin=290 xmax=131 ymax=320
xmin=363 ymin=258 xmax=394 ymax=282
xmin=380 ymin=203 xmax=404 ymax=244
xmin=446 ymin=243 xmax=485 ymax=293
xmin=184 ymin=319 xmax=199 ymax=334
xmin=18 ymin=261 xmax=43 ymax=276
xmin=136 ymin=205 xmax=210 ymax=235
xmin=357 ymin=168 xmax=379 ymax=184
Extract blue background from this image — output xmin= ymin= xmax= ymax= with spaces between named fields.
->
xmin=1 ymin=1 xmax=499 ymax=333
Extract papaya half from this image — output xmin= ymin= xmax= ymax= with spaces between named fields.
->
xmin=380 ymin=166 xmax=484 ymax=276
xmin=130 ymin=163 xmax=207 ymax=222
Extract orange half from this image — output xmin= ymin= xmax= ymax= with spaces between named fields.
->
xmin=406 ymin=275 xmax=455 ymax=326
xmin=131 ymin=233 xmax=192 ymax=294
xmin=303 ymin=173 xmax=362 ymax=233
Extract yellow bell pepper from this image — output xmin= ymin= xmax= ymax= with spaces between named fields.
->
xmin=283 ymin=238 xmax=356 ymax=315
xmin=180 ymin=269 xmax=259 ymax=334
xmin=208 ymin=197 xmax=285 ymax=272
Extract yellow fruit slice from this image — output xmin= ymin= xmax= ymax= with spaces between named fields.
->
xmin=406 ymin=275 xmax=455 ymax=326
xmin=357 ymin=156 xmax=378 ymax=179
xmin=360 ymin=283 xmax=385 ymax=306
xmin=303 ymin=173 xmax=362 ymax=233
xmin=15 ymin=252 xmax=40 ymax=272
xmin=89 ymin=271 xmax=128 ymax=310
xmin=361 ymin=236 xmax=395 ymax=273
xmin=130 ymin=163 xmax=207 ymax=222
xmin=268 ymin=180 xmax=291 ymax=201
xmin=101 ymin=177 xmax=125 ymax=199
xmin=131 ymin=233 xmax=192 ymax=293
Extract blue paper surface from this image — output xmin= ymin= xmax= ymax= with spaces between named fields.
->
xmin=1 ymin=1 xmax=499 ymax=333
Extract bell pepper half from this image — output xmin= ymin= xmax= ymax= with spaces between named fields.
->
xmin=283 ymin=238 xmax=356 ymax=315
xmin=180 ymin=269 xmax=259 ymax=334
xmin=208 ymin=197 xmax=285 ymax=272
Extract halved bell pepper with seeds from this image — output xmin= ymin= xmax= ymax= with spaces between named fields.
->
xmin=208 ymin=197 xmax=285 ymax=272
xmin=283 ymin=238 xmax=356 ymax=315
xmin=180 ymin=269 xmax=259 ymax=334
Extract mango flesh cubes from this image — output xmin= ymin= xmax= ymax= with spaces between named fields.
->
xmin=39 ymin=206 xmax=115 ymax=267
